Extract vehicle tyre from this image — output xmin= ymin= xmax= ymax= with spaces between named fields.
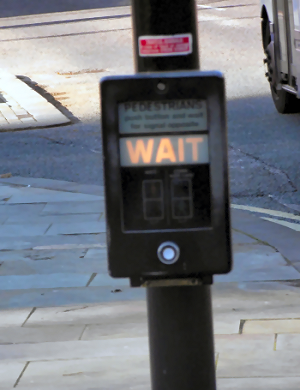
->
xmin=263 ymin=19 xmax=300 ymax=113
xmin=270 ymin=86 xmax=300 ymax=114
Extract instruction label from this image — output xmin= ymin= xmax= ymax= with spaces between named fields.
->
xmin=138 ymin=34 xmax=192 ymax=57
xmin=118 ymin=99 xmax=207 ymax=134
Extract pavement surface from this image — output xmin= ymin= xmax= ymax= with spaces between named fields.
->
xmin=0 ymin=176 xmax=300 ymax=389
xmin=0 ymin=70 xmax=70 ymax=131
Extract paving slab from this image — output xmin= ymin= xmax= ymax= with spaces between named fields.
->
xmin=0 ymin=203 xmax=46 ymax=217
xmin=0 ymin=261 xmax=35 ymax=276
xmin=0 ymin=70 xmax=70 ymax=131
xmin=232 ymin=208 xmax=300 ymax=266
xmin=0 ymin=273 xmax=92 ymax=290
xmin=0 ymin=258 xmax=107 ymax=276
xmin=89 ymin=274 xmax=129 ymax=287
xmin=0 ymin=286 xmax=146 ymax=310
xmin=0 ymin=232 xmax=105 ymax=250
xmin=216 ymin=377 xmax=300 ymax=390
xmin=5 ymin=213 xmax=102 ymax=224
xmin=26 ymin=301 xmax=147 ymax=326
xmin=231 ymin=230 xmax=260 ymax=245
xmin=0 ymin=308 xmax=32 ymax=327
xmin=215 ymin=245 xmax=300 ymax=283
xmin=45 ymin=221 xmax=106 ymax=235
xmin=7 ymin=190 xmax=102 ymax=204
xmin=81 ymin=322 xmax=148 ymax=340
xmin=212 ymin=282 xmax=300 ymax=320
xmin=213 ymin=319 xmax=240 ymax=334
xmin=18 ymin=356 xmax=150 ymax=388
xmin=84 ymin=248 xmax=107 ymax=259
xmin=0 ymin=325 xmax=85 ymax=344
xmin=0 ymin=361 xmax=26 ymax=388
xmin=0 ymin=177 xmax=104 ymax=196
xmin=217 ymin=350 xmax=300 ymax=377
xmin=243 ymin=318 xmax=300 ymax=334
xmin=0 ymin=248 xmax=87 ymax=262
xmin=276 ymin=333 xmax=300 ymax=350
xmin=41 ymin=200 xmax=103 ymax=215
xmin=0 ymin=337 xmax=149 ymax=361
xmin=0 ymin=223 xmax=50 ymax=237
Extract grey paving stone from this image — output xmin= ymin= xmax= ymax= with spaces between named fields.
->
xmin=0 ymin=249 xmax=87 ymax=262
xmin=0 ymin=325 xmax=85 ymax=344
xmin=215 ymin=245 xmax=300 ymax=283
xmin=232 ymin=209 xmax=300 ymax=265
xmin=217 ymin=377 xmax=300 ymax=390
xmin=276 ymin=333 xmax=300 ymax=350
xmin=214 ymin=334 xmax=274 ymax=354
xmin=89 ymin=274 xmax=129 ymax=287
xmin=213 ymin=318 xmax=240 ymax=335
xmin=0 ymin=273 xmax=92 ymax=290
xmin=26 ymin=300 xmax=147 ymax=326
xmin=0 ymin=177 xmax=104 ymax=196
xmin=212 ymin=281 xmax=300 ymax=320
xmin=243 ymin=319 xmax=300 ymax=334
xmin=0 ymin=286 xmax=146 ymax=310
xmin=41 ymin=201 xmax=104 ymax=215
xmin=84 ymin=248 xmax=107 ymax=259
xmin=0 ymin=203 xmax=46 ymax=217
xmin=0 ymin=258 xmax=107 ymax=276
xmin=0 ymin=233 xmax=105 ymax=250
xmin=0 ymin=362 xmax=26 ymax=388
xmin=0 ymin=337 xmax=149 ymax=361
xmin=18 ymin=356 xmax=150 ymax=388
xmin=0 ymin=223 xmax=50 ymax=237
xmin=232 ymin=230 xmax=258 ymax=245
xmin=70 ymin=184 xmax=104 ymax=196
xmin=0 ymin=308 xmax=32 ymax=327
xmin=7 ymin=191 xmax=102 ymax=204
xmin=81 ymin=322 xmax=148 ymax=341
xmin=5 ymin=213 xmax=102 ymax=224
xmin=0 ymin=261 xmax=35 ymax=276
xmin=217 ymin=350 xmax=300 ymax=377
xmin=46 ymin=221 xmax=106 ymax=235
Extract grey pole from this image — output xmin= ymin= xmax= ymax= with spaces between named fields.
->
xmin=131 ymin=1 xmax=217 ymax=389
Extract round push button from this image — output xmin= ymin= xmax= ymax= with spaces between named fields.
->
xmin=157 ymin=242 xmax=180 ymax=265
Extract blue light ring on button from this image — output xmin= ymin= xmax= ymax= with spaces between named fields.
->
xmin=157 ymin=241 xmax=180 ymax=265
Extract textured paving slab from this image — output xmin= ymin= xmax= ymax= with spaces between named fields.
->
xmin=0 ymin=70 xmax=70 ymax=131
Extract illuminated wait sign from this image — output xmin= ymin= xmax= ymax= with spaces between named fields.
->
xmin=119 ymin=135 xmax=209 ymax=166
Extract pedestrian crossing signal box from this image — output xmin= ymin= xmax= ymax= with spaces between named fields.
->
xmin=100 ymin=71 xmax=232 ymax=285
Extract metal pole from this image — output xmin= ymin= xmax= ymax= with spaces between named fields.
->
xmin=131 ymin=1 xmax=217 ymax=389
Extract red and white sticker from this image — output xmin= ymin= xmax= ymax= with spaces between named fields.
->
xmin=138 ymin=34 xmax=193 ymax=57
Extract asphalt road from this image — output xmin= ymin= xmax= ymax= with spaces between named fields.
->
xmin=0 ymin=0 xmax=300 ymax=214
xmin=0 ymin=0 xmax=130 ymax=17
